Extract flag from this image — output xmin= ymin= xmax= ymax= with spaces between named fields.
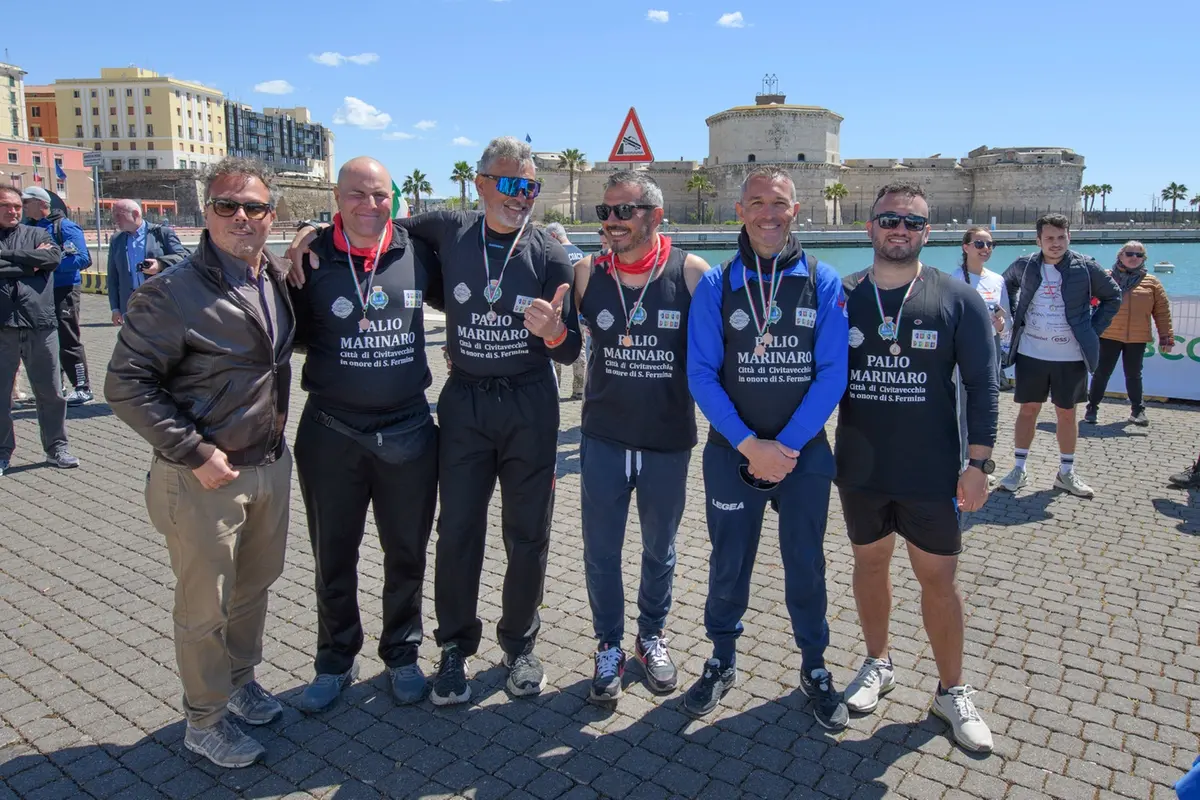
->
xmin=525 ymin=134 xmax=531 ymax=143
xmin=391 ymin=179 xmax=409 ymax=218
xmin=33 ymin=172 xmax=42 ymax=183
xmin=55 ymin=162 xmax=66 ymax=181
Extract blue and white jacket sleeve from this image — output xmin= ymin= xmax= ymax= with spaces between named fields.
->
xmin=60 ymin=220 xmax=91 ymax=274
xmin=687 ymin=264 xmax=754 ymax=448
xmin=775 ymin=262 xmax=849 ymax=452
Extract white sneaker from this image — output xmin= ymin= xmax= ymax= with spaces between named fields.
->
xmin=994 ymin=466 xmax=1027 ymax=493
xmin=1053 ymin=470 xmax=1095 ymax=498
xmin=931 ymin=685 xmax=993 ymax=753
xmin=844 ymin=657 xmax=895 ymax=713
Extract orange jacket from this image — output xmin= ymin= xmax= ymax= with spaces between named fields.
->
xmin=1101 ymin=272 xmax=1173 ymax=345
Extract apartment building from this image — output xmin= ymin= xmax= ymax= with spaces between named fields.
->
xmin=226 ymin=103 xmax=334 ymax=179
xmin=25 ymin=85 xmax=58 ymax=143
xmin=1 ymin=62 xmax=28 ymax=140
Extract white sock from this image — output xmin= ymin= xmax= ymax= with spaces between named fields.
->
xmin=1014 ymin=448 xmax=1029 ymax=470
xmin=1060 ymin=453 xmax=1074 ymax=476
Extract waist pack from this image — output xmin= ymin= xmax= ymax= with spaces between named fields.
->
xmin=309 ymin=408 xmax=435 ymax=465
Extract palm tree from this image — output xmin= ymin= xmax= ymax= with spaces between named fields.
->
xmin=1162 ymin=182 xmax=1189 ymax=223
xmin=685 ymin=173 xmax=714 ymax=224
xmin=450 ymin=161 xmax=474 ymax=210
xmin=1080 ymin=185 xmax=1097 ymax=215
xmin=558 ymin=148 xmax=586 ymax=221
xmin=824 ymin=182 xmax=849 ymax=225
xmin=402 ymin=169 xmax=433 ymax=214
xmin=1099 ymin=183 xmax=1112 ymax=213
xmin=1191 ymin=194 xmax=1200 ymax=220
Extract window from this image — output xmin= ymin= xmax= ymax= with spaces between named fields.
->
xmin=189 ymin=144 xmax=194 ymax=152
xmin=175 ymin=90 xmax=180 ymax=98
xmin=73 ymin=106 xmax=81 ymax=116
xmin=127 ymin=106 xmax=134 ymax=116
xmin=107 ymin=89 xmax=115 ymax=97
xmin=797 ymin=154 xmax=806 ymax=162
xmin=128 ymin=125 xmax=136 ymax=137
xmin=143 ymin=88 xmax=150 ymax=97
xmin=146 ymin=123 xmax=154 ymax=136
xmin=128 ymin=159 xmax=139 ymax=170
xmin=147 ymin=158 xmax=157 ymax=169
xmin=31 ymin=126 xmax=41 ymax=137
xmin=187 ymin=110 xmax=192 ymax=119
xmin=125 ymin=88 xmax=132 ymax=97
xmin=92 ymin=125 xmax=100 ymax=137
xmin=7 ymin=76 xmax=12 ymax=86
xmin=110 ymin=124 xmax=118 ymax=136
xmin=6 ymin=152 xmax=16 ymax=164
xmin=110 ymin=159 xmax=122 ymax=170
xmin=179 ymin=158 xmax=187 ymax=168
xmin=147 ymin=142 xmax=154 ymax=150
xmin=177 ymin=125 xmax=182 ymax=137
xmin=111 ymin=142 xmax=119 ymax=150
xmin=129 ymin=142 xmax=136 ymax=150
xmin=189 ymin=160 xmax=197 ymax=169
xmin=748 ymin=154 xmax=756 ymax=162
xmin=93 ymin=143 xmax=101 ymax=151
xmin=75 ymin=125 xmax=83 ymax=137
xmin=144 ymin=105 xmax=152 ymax=114
xmin=56 ymin=182 xmax=64 ymax=193
xmin=30 ymin=107 xmax=41 ymax=118
xmin=7 ymin=92 xmax=13 ymax=104
xmin=207 ymin=131 xmax=213 ymax=143
xmin=188 ymin=128 xmax=193 ymax=139
xmin=72 ymin=90 xmax=79 ymax=98
xmin=32 ymin=155 xmax=41 ymax=166
xmin=109 ymin=107 xmax=116 ymax=116
xmin=208 ymin=147 xmax=214 ymax=154
xmin=54 ymin=157 xmax=62 ymax=171
xmin=90 ymin=90 xmax=97 ymax=98
xmin=91 ymin=107 xmax=98 ymax=116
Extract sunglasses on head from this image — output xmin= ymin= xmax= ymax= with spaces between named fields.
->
xmin=872 ymin=212 xmax=928 ymax=231
xmin=1122 ymin=250 xmax=1146 ymax=258
xmin=596 ymin=203 xmax=656 ymax=221
xmin=481 ymin=174 xmax=542 ymax=199
xmin=738 ymin=463 xmax=778 ymax=492
xmin=970 ymin=240 xmax=994 ymax=250
xmin=208 ymin=198 xmax=273 ymax=220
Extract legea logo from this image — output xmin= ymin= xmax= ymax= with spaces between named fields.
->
xmin=1145 ymin=336 xmax=1200 ymax=364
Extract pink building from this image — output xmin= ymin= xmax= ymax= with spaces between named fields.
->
xmin=0 ymin=137 xmax=94 ymax=214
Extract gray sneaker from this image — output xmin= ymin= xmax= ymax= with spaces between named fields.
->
xmin=184 ymin=717 xmax=265 ymax=768
xmin=1054 ymin=470 xmax=1095 ymax=498
xmin=995 ymin=466 xmax=1028 ymax=493
xmin=227 ymin=680 xmax=282 ymax=726
xmin=1128 ymin=411 xmax=1149 ymax=427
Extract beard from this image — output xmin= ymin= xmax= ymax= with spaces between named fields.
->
xmin=606 ymin=216 xmax=654 ymax=255
xmin=480 ymin=194 xmax=531 ymax=229
xmin=873 ymin=234 xmax=922 ymax=264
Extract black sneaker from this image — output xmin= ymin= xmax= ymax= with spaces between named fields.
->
xmin=1168 ymin=463 xmax=1200 ymax=489
xmin=800 ymin=667 xmax=849 ymax=731
xmin=635 ymin=634 xmax=678 ymax=694
xmin=589 ymin=644 xmax=625 ymax=703
xmin=429 ymin=644 xmax=470 ymax=706
xmin=683 ymin=658 xmax=736 ymax=718
xmin=46 ymin=448 xmax=80 ymax=469
xmin=1082 ymin=408 xmax=1098 ymax=424
xmin=502 ymin=650 xmax=547 ymax=697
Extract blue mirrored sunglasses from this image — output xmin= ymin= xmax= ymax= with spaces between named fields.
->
xmin=481 ymin=174 xmax=542 ymax=199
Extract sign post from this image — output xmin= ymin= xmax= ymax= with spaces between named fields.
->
xmin=607 ymin=107 xmax=655 ymax=164
xmin=82 ymin=151 xmax=103 ymax=264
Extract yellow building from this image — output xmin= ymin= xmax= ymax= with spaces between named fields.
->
xmin=53 ymin=67 xmax=226 ymax=172
xmin=1 ymin=62 xmax=29 ymax=140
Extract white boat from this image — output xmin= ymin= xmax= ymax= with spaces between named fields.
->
xmin=1154 ymin=261 xmax=1175 ymax=273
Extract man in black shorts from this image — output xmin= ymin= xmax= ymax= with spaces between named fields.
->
xmin=994 ymin=213 xmax=1119 ymax=498
xmin=836 ymin=183 xmax=998 ymax=752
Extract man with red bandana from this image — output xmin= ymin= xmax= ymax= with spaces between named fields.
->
xmin=572 ymin=172 xmax=710 ymax=703
xmin=288 ymin=157 xmax=444 ymax=712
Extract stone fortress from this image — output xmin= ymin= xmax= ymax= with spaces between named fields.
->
xmin=534 ymin=80 xmax=1084 ymax=226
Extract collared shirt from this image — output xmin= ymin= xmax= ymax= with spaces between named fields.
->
xmin=126 ymin=221 xmax=148 ymax=290
xmin=211 ymin=243 xmax=289 ymax=356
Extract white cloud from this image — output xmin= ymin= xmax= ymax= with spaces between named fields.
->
xmin=646 ymin=9 xmax=669 ymax=22
xmin=309 ymin=51 xmax=379 ymax=67
xmin=452 ymin=136 xmax=478 ymax=146
xmin=332 ymin=97 xmax=392 ymax=130
xmin=382 ymin=131 xmax=416 ymax=140
xmin=717 ymin=11 xmax=744 ymax=27
xmin=253 ymin=80 xmax=294 ymax=95
xmin=414 ymin=120 xmax=437 ymax=131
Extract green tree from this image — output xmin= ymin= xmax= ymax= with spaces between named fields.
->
xmin=1162 ymin=182 xmax=1189 ymax=223
xmin=1099 ymin=183 xmax=1112 ymax=213
xmin=824 ymin=182 xmax=849 ymax=224
xmin=450 ymin=161 xmax=475 ymax=211
xmin=685 ymin=173 xmax=714 ymax=225
xmin=1080 ymin=185 xmax=1097 ymax=215
xmin=402 ymin=169 xmax=433 ymax=214
xmin=1190 ymin=194 xmax=1200 ymax=220
xmin=559 ymin=148 xmax=586 ymax=222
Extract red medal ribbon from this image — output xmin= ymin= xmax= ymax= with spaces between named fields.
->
xmin=597 ymin=234 xmax=672 ymax=275
xmin=332 ymin=212 xmax=393 ymax=272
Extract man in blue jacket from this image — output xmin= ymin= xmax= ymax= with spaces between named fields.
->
xmin=685 ymin=166 xmax=849 ymax=729
xmin=995 ymin=214 xmax=1120 ymax=498
xmin=107 ymin=199 xmax=188 ymax=327
xmin=21 ymin=187 xmax=93 ymax=405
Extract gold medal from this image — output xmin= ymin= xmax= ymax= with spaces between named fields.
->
xmin=760 ymin=332 xmax=773 ymax=346
xmin=753 ymin=344 xmax=766 ymax=357
xmin=621 ymin=334 xmax=633 ymax=347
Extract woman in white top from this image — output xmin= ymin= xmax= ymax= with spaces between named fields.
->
xmin=958 ymin=226 xmax=1009 ymax=465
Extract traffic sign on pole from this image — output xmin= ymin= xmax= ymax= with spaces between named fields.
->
xmin=82 ymin=151 xmax=104 ymax=168
xmin=607 ymin=107 xmax=655 ymax=163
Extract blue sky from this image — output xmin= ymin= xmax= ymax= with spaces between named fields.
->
xmin=14 ymin=0 xmax=1198 ymax=209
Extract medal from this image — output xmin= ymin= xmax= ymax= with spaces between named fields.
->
xmin=480 ymin=221 xmax=526 ymax=319
xmin=341 ymin=222 xmax=391 ymax=329
xmin=889 ymin=343 xmax=901 ymax=355
xmin=871 ymin=266 xmax=921 ymax=346
xmin=611 ymin=235 xmax=662 ymax=355
xmin=743 ymin=251 xmax=785 ymax=355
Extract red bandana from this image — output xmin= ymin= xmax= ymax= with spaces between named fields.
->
xmin=331 ymin=212 xmax=393 ymax=272
xmin=597 ymin=234 xmax=672 ymax=275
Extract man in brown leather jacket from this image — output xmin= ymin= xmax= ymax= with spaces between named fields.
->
xmin=105 ymin=158 xmax=295 ymax=770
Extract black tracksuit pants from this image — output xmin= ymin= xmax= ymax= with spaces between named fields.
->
xmin=54 ymin=285 xmax=89 ymax=390
xmin=434 ymin=368 xmax=559 ymax=658
xmin=295 ymin=402 xmax=438 ymax=675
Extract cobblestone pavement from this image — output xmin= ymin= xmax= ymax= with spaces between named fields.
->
xmin=1 ymin=294 xmax=1197 ymax=800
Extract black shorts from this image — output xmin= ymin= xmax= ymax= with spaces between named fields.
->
xmin=1014 ymin=354 xmax=1087 ymax=409
xmin=838 ymin=487 xmax=962 ymax=556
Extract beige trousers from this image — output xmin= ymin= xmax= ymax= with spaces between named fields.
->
xmin=145 ymin=448 xmax=292 ymax=728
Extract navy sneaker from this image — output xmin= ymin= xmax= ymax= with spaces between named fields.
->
xmin=297 ymin=662 xmax=358 ymax=713
xmin=388 ymin=662 xmax=426 ymax=705
xmin=683 ymin=658 xmax=736 ymax=718
xmin=800 ymin=667 xmax=849 ymax=731
xmin=430 ymin=644 xmax=470 ymax=706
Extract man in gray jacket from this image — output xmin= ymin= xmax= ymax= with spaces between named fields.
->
xmin=107 ymin=199 xmax=188 ymax=325
xmin=995 ymin=213 xmax=1120 ymax=498
xmin=0 ymin=185 xmax=79 ymax=476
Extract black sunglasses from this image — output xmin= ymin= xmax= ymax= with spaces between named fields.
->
xmin=596 ymin=203 xmax=656 ymax=221
xmin=969 ymin=240 xmax=994 ymax=250
xmin=208 ymin=198 xmax=274 ymax=220
xmin=872 ymin=212 xmax=928 ymax=231
xmin=738 ymin=463 xmax=778 ymax=492
xmin=1122 ymin=250 xmax=1146 ymax=258
xmin=480 ymin=174 xmax=542 ymax=199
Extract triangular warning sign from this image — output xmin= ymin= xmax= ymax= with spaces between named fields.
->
xmin=608 ymin=107 xmax=655 ymax=163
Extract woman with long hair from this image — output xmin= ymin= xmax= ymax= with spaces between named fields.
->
xmin=1083 ymin=240 xmax=1173 ymax=426
xmin=955 ymin=226 xmax=1008 ymax=465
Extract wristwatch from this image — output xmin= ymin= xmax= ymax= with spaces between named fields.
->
xmin=967 ymin=457 xmax=995 ymax=474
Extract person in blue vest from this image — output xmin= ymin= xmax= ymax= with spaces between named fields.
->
xmin=685 ymin=166 xmax=850 ymax=729
xmin=573 ymin=171 xmax=710 ymax=704
xmin=21 ymin=187 xmax=93 ymax=405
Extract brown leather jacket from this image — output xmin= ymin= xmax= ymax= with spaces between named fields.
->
xmin=105 ymin=233 xmax=295 ymax=468
xmin=1101 ymin=272 xmax=1173 ymax=346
